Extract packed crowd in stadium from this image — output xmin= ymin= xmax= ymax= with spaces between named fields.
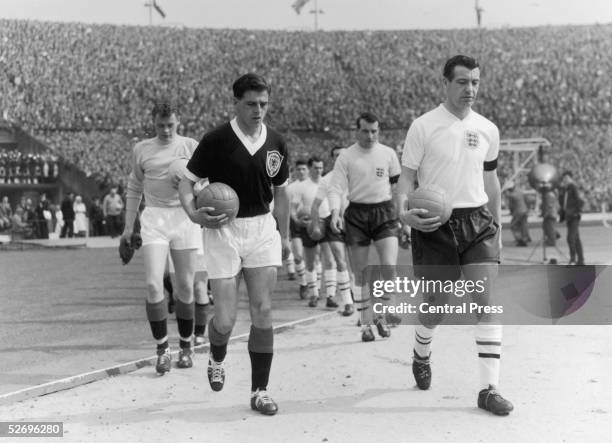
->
xmin=0 ymin=19 xmax=610 ymax=209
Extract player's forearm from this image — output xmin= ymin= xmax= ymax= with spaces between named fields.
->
xmin=310 ymin=198 xmax=322 ymax=222
xmin=273 ymin=188 xmax=290 ymax=240
xmin=485 ymin=173 xmax=502 ymax=224
xmin=398 ymin=167 xmax=417 ymax=210
xmin=178 ymin=178 xmax=197 ymax=219
xmin=123 ymin=195 xmax=141 ymax=234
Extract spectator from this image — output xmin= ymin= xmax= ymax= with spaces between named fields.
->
xmin=0 ymin=196 xmax=12 ymax=231
xmin=11 ymin=206 xmax=33 ymax=239
xmin=558 ymin=171 xmax=585 ymax=265
xmin=60 ymin=192 xmax=75 ymax=238
xmin=88 ymin=196 xmax=106 ymax=236
xmin=541 ymin=186 xmax=559 ymax=247
xmin=103 ymin=186 xmax=123 ymax=238
xmin=33 ymin=192 xmax=50 ymax=239
xmin=73 ymin=194 xmax=88 ymax=237
xmin=505 ymin=181 xmax=531 ymax=246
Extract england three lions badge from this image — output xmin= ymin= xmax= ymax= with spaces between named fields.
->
xmin=266 ymin=150 xmax=284 ymax=177
xmin=465 ymin=130 xmax=480 ymax=149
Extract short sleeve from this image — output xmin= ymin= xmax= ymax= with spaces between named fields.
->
xmin=186 ymin=134 xmax=213 ymax=182
xmin=401 ymin=120 xmax=425 ymax=170
xmin=485 ymin=125 xmax=500 ymax=162
xmin=272 ymin=136 xmax=290 ymax=187
xmin=389 ymin=148 xmax=401 ymax=177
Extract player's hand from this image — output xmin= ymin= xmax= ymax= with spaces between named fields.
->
xmin=281 ymin=237 xmax=291 ymax=261
xmin=330 ymin=212 xmax=343 ymax=234
xmin=297 ymin=215 xmax=311 ymax=228
xmin=190 ymin=207 xmax=229 ymax=229
xmin=119 ymin=230 xmax=135 ymax=265
xmin=400 ymin=208 xmax=441 ymax=232
xmin=309 ymin=222 xmax=322 ymax=239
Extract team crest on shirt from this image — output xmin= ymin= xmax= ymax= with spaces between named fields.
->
xmin=465 ymin=130 xmax=480 ymax=149
xmin=375 ymin=167 xmax=385 ymax=178
xmin=266 ymin=150 xmax=284 ymax=177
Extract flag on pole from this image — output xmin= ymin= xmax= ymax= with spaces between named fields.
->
xmin=153 ymin=0 xmax=166 ymax=18
xmin=292 ymin=0 xmax=311 ymax=15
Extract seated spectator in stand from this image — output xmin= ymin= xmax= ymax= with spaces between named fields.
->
xmin=0 ymin=196 xmax=12 ymax=231
xmin=11 ymin=206 xmax=33 ymax=239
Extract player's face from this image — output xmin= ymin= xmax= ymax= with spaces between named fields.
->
xmin=154 ymin=113 xmax=179 ymax=142
xmin=445 ymin=66 xmax=480 ymax=112
xmin=235 ymin=90 xmax=269 ymax=132
xmin=309 ymin=161 xmax=324 ymax=180
xmin=356 ymin=120 xmax=379 ymax=149
xmin=295 ymin=164 xmax=308 ymax=181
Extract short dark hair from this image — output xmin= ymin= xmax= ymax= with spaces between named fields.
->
xmin=295 ymin=159 xmax=308 ymax=167
xmin=561 ymin=170 xmax=573 ymax=178
xmin=330 ymin=145 xmax=344 ymax=158
xmin=443 ymin=55 xmax=480 ymax=81
xmin=356 ymin=112 xmax=379 ymax=129
xmin=152 ymin=101 xmax=178 ymax=119
xmin=232 ymin=73 xmax=270 ymax=99
xmin=308 ymin=156 xmax=323 ymax=167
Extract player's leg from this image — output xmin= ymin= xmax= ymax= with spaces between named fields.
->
xmin=194 ymin=233 xmax=212 ymax=348
xmin=348 ymin=243 xmax=379 ymax=341
xmin=292 ymin=236 xmax=308 ymax=299
xmin=207 ymin=276 xmax=240 ymax=391
xmin=243 ymin=266 xmax=278 ymax=415
xmin=463 ymin=262 xmax=512 ymax=415
xmin=329 ymin=240 xmax=354 ymax=316
xmin=410 ymin=220 xmax=461 ymax=390
xmin=320 ymin=242 xmax=339 ymax=308
xmin=372 ymin=235 xmax=401 ymax=328
xmin=461 ymin=206 xmax=512 ymax=415
xmin=343 ymin=203 xmax=379 ymax=341
xmin=370 ymin=201 xmax=401 ymax=331
xmin=143 ymin=243 xmax=173 ymax=375
xmin=240 ymin=213 xmax=283 ymax=415
xmin=200 ymin=220 xmax=242 ymax=392
xmin=194 ymin=267 xmax=212 ymax=348
xmin=314 ymin=244 xmax=323 ymax=290
xmin=169 ymin=247 xmax=197 ymax=368
xmin=164 ymin=255 xmax=175 ymax=314
xmin=301 ymin=227 xmax=321 ymax=307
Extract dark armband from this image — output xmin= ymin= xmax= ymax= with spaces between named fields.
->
xmin=483 ymin=158 xmax=498 ymax=171
xmin=389 ymin=174 xmax=400 ymax=184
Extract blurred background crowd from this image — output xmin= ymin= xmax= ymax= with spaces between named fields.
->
xmin=0 ymin=19 xmax=610 ymax=216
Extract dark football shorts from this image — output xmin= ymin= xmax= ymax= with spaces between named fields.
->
xmin=411 ymin=205 xmax=500 ymax=281
xmin=343 ymin=200 xmax=399 ymax=247
xmin=290 ymin=218 xmax=301 ymax=239
xmin=299 ymin=215 xmax=345 ymax=248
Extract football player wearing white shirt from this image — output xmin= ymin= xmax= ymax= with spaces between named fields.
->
xmin=292 ymin=156 xmax=342 ymax=309
xmin=286 ymin=160 xmax=309 ymax=298
xmin=398 ymin=55 xmax=512 ymax=416
xmin=310 ymin=146 xmax=355 ymax=317
xmin=328 ymin=112 xmax=402 ymax=342
xmin=122 ymin=102 xmax=202 ymax=374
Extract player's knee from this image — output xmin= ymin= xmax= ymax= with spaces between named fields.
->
xmin=251 ymin=299 xmax=272 ymax=319
xmin=213 ymin=314 xmax=236 ymax=334
xmin=145 ymin=281 xmax=164 ymax=303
